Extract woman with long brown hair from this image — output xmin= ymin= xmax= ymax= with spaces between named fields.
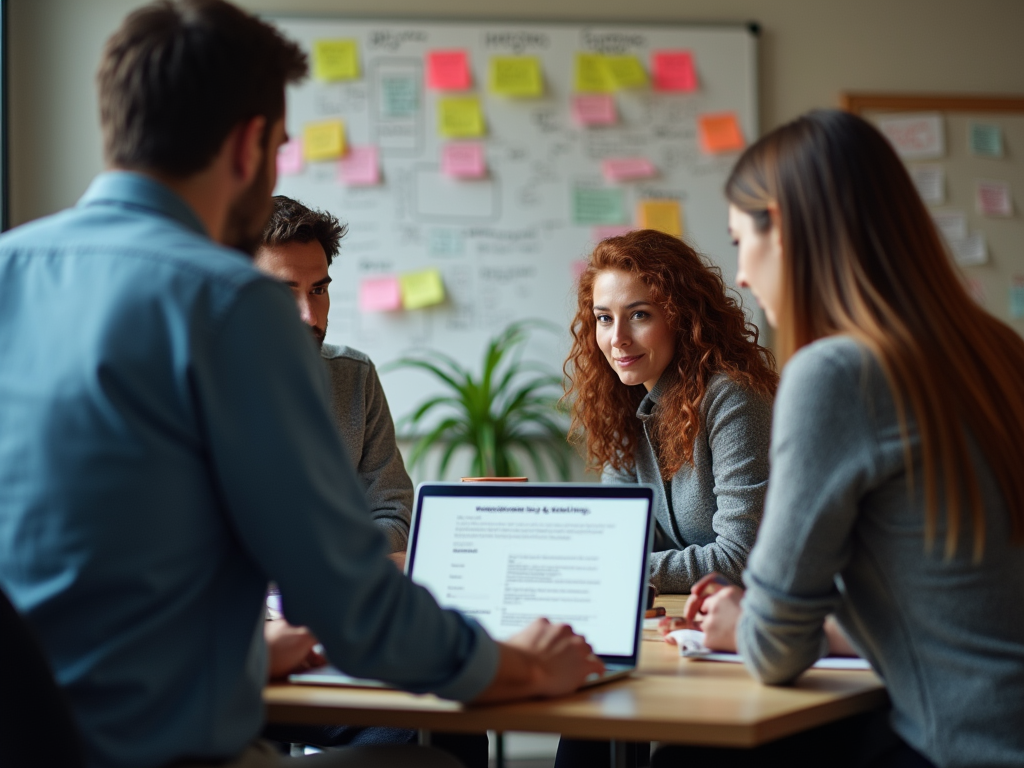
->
xmin=563 ymin=229 xmax=778 ymax=595
xmin=660 ymin=110 xmax=1024 ymax=767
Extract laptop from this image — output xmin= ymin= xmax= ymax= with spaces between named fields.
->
xmin=290 ymin=482 xmax=655 ymax=689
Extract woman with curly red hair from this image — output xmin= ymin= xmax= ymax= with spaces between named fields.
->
xmin=563 ymin=228 xmax=778 ymax=595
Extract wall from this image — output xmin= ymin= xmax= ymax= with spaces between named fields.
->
xmin=10 ymin=0 xmax=1024 ymax=227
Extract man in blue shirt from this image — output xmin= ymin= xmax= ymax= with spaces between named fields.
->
xmin=0 ymin=2 xmax=602 ymax=767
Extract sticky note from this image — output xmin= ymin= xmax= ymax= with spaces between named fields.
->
xmin=571 ymin=94 xmax=616 ymax=127
xmin=602 ymin=157 xmax=657 ymax=182
xmin=428 ymin=229 xmax=465 ymax=257
xmin=442 ymin=142 xmax=486 ymax=179
xmin=1011 ymin=277 xmax=1024 ymax=319
xmin=276 ymin=139 xmax=303 ymax=176
xmin=312 ymin=39 xmax=360 ymax=81
xmin=652 ymin=51 xmax=697 ymax=92
xmin=489 ymin=56 xmax=544 ymax=97
xmin=438 ymin=97 xmax=485 ymax=138
xmin=976 ymin=180 xmax=1013 ymax=217
xmin=592 ymin=225 xmax=635 ymax=242
xmin=877 ymin=113 xmax=944 ymax=160
xmin=574 ymin=53 xmax=612 ymax=93
xmin=909 ymin=165 xmax=944 ymax=204
xmin=603 ymin=55 xmax=648 ymax=89
xmin=969 ymin=123 xmax=1003 ymax=157
xmin=697 ymin=112 xmax=745 ymax=154
xmin=381 ymin=76 xmax=419 ymax=118
xmin=637 ymin=199 xmax=683 ymax=238
xmin=573 ymin=187 xmax=626 ymax=225
xmin=571 ymin=260 xmax=588 ymax=281
xmin=427 ymin=50 xmax=471 ymax=91
xmin=965 ymin=278 xmax=985 ymax=305
xmin=950 ymin=231 xmax=987 ymax=266
xmin=359 ymin=276 xmax=402 ymax=312
xmin=303 ymin=120 xmax=345 ymax=161
xmin=339 ymin=145 xmax=380 ymax=186
xmin=931 ymin=210 xmax=967 ymax=242
xmin=399 ymin=269 xmax=446 ymax=310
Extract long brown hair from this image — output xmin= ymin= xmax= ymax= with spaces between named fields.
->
xmin=564 ymin=229 xmax=777 ymax=479
xmin=726 ymin=109 xmax=1024 ymax=559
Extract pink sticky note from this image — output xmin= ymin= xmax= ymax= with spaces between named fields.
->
xmin=571 ymin=94 xmax=617 ymax=127
xmin=427 ymin=50 xmax=471 ymax=91
xmin=442 ymin=142 xmax=486 ymax=179
xmin=652 ymin=51 xmax=697 ymax=92
xmin=601 ymin=157 xmax=656 ymax=182
xmin=359 ymin=275 xmax=402 ymax=312
xmin=571 ymin=260 xmax=588 ymax=281
xmin=277 ymin=139 xmax=303 ymax=175
xmin=339 ymin=145 xmax=380 ymax=186
xmin=592 ymin=225 xmax=635 ymax=241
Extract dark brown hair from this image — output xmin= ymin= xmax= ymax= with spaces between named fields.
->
xmin=97 ymin=0 xmax=307 ymax=177
xmin=564 ymin=229 xmax=778 ymax=479
xmin=726 ymin=109 xmax=1024 ymax=559
xmin=261 ymin=196 xmax=348 ymax=266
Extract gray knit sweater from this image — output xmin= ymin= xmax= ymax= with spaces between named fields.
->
xmin=603 ymin=372 xmax=773 ymax=593
xmin=321 ymin=343 xmax=412 ymax=553
xmin=739 ymin=336 xmax=1024 ymax=767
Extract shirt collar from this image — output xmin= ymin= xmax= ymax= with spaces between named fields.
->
xmin=636 ymin=366 xmax=678 ymax=420
xmin=78 ymin=171 xmax=209 ymax=237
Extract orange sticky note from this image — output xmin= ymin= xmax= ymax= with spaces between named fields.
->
xmin=697 ymin=113 xmax=745 ymax=154
xmin=427 ymin=50 xmax=471 ymax=91
xmin=637 ymin=199 xmax=683 ymax=238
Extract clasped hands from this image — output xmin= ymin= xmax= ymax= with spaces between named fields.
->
xmin=658 ymin=571 xmax=743 ymax=651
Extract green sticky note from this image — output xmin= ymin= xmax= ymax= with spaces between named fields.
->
xmin=381 ymin=76 xmax=419 ymax=118
xmin=604 ymin=55 xmax=648 ymax=89
xmin=574 ymin=53 xmax=613 ymax=93
xmin=489 ymin=56 xmax=544 ymax=97
xmin=400 ymin=268 xmax=446 ymax=310
xmin=438 ymin=97 xmax=485 ymax=138
xmin=1011 ymin=279 xmax=1024 ymax=319
xmin=969 ymin=123 xmax=1003 ymax=157
xmin=313 ymin=39 xmax=360 ymax=81
xmin=573 ymin=187 xmax=626 ymax=225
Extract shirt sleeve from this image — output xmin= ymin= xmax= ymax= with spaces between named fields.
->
xmin=738 ymin=342 xmax=879 ymax=685
xmin=648 ymin=381 xmax=771 ymax=592
xmin=194 ymin=279 xmax=499 ymax=701
xmin=357 ymin=360 xmax=414 ymax=553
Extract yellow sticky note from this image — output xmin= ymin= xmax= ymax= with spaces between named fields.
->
xmin=637 ymin=199 xmax=683 ymax=238
xmin=604 ymin=55 xmax=648 ymax=89
xmin=574 ymin=53 xmax=613 ymax=93
xmin=489 ymin=56 xmax=544 ymax=97
xmin=399 ymin=268 xmax=446 ymax=310
xmin=438 ymin=97 xmax=485 ymax=138
xmin=303 ymin=120 xmax=345 ymax=161
xmin=312 ymin=39 xmax=360 ymax=81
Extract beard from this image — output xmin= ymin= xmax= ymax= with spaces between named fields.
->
xmin=223 ymin=144 xmax=276 ymax=257
xmin=311 ymin=319 xmax=327 ymax=348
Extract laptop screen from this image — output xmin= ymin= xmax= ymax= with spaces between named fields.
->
xmin=407 ymin=483 xmax=654 ymax=661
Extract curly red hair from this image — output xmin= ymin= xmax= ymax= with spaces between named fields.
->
xmin=564 ymin=229 xmax=778 ymax=479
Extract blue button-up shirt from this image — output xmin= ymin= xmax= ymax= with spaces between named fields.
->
xmin=0 ymin=172 xmax=498 ymax=768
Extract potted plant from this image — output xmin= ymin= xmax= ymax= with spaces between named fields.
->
xmin=382 ymin=319 xmax=572 ymax=481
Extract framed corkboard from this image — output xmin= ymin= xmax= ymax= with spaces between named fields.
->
xmin=841 ymin=92 xmax=1024 ymax=334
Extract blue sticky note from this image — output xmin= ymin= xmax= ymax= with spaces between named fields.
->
xmin=573 ymin=187 xmax=627 ymax=225
xmin=969 ymin=123 xmax=1003 ymax=157
xmin=428 ymin=229 xmax=465 ymax=257
xmin=1010 ymin=280 xmax=1024 ymax=319
xmin=381 ymin=76 xmax=420 ymax=118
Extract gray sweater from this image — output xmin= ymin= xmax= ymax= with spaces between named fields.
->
xmin=603 ymin=372 xmax=772 ymax=593
xmin=322 ymin=343 xmax=413 ymax=553
xmin=739 ymin=336 xmax=1024 ymax=768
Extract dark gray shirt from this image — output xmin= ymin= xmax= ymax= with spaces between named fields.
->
xmin=322 ymin=344 xmax=413 ymax=553
xmin=740 ymin=335 xmax=1024 ymax=768
xmin=603 ymin=373 xmax=772 ymax=593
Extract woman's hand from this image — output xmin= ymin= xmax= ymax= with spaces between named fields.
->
xmin=659 ymin=572 xmax=744 ymax=651
xmin=265 ymin=619 xmax=326 ymax=680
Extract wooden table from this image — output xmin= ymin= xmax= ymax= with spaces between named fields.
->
xmin=264 ymin=596 xmax=887 ymax=757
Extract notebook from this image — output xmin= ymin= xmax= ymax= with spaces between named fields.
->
xmin=290 ymin=482 xmax=656 ymax=689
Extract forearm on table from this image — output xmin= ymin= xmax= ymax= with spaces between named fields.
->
xmin=648 ymin=541 xmax=749 ymax=593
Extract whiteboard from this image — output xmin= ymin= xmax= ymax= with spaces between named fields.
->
xmin=270 ymin=17 xmax=760 ymax=423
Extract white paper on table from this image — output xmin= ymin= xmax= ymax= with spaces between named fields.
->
xmin=667 ymin=629 xmax=871 ymax=670
xmin=950 ymin=231 xmax=988 ymax=266
xmin=909 ymin=165 xmax=944 ymax=204
xmin=931 ymin=210 xmax=967 ymax=242
xmin=877 ymin=113 xmax=944 ymax=160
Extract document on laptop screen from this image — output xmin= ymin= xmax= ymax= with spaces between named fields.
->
xmin=411 ymin=494 xmax=648 ymax=656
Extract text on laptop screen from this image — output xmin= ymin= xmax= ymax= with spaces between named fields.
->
xmin=410 ymin=494 xmax=649 ymax=657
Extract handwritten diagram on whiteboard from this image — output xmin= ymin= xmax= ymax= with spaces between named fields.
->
xmin=269 ymin=17 xmax=759 ymax=421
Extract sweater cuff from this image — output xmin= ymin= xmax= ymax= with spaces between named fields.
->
xmin=430 ymin=618 xmax=501 ymax=702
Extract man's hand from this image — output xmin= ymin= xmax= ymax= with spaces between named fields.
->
xmin=264 ymin=619 xmax=326 ymax=680
xmin=387 ymin=551 xmax=407 ymax=571
xmin=474 ymin=618 xmax=605 ymax=703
